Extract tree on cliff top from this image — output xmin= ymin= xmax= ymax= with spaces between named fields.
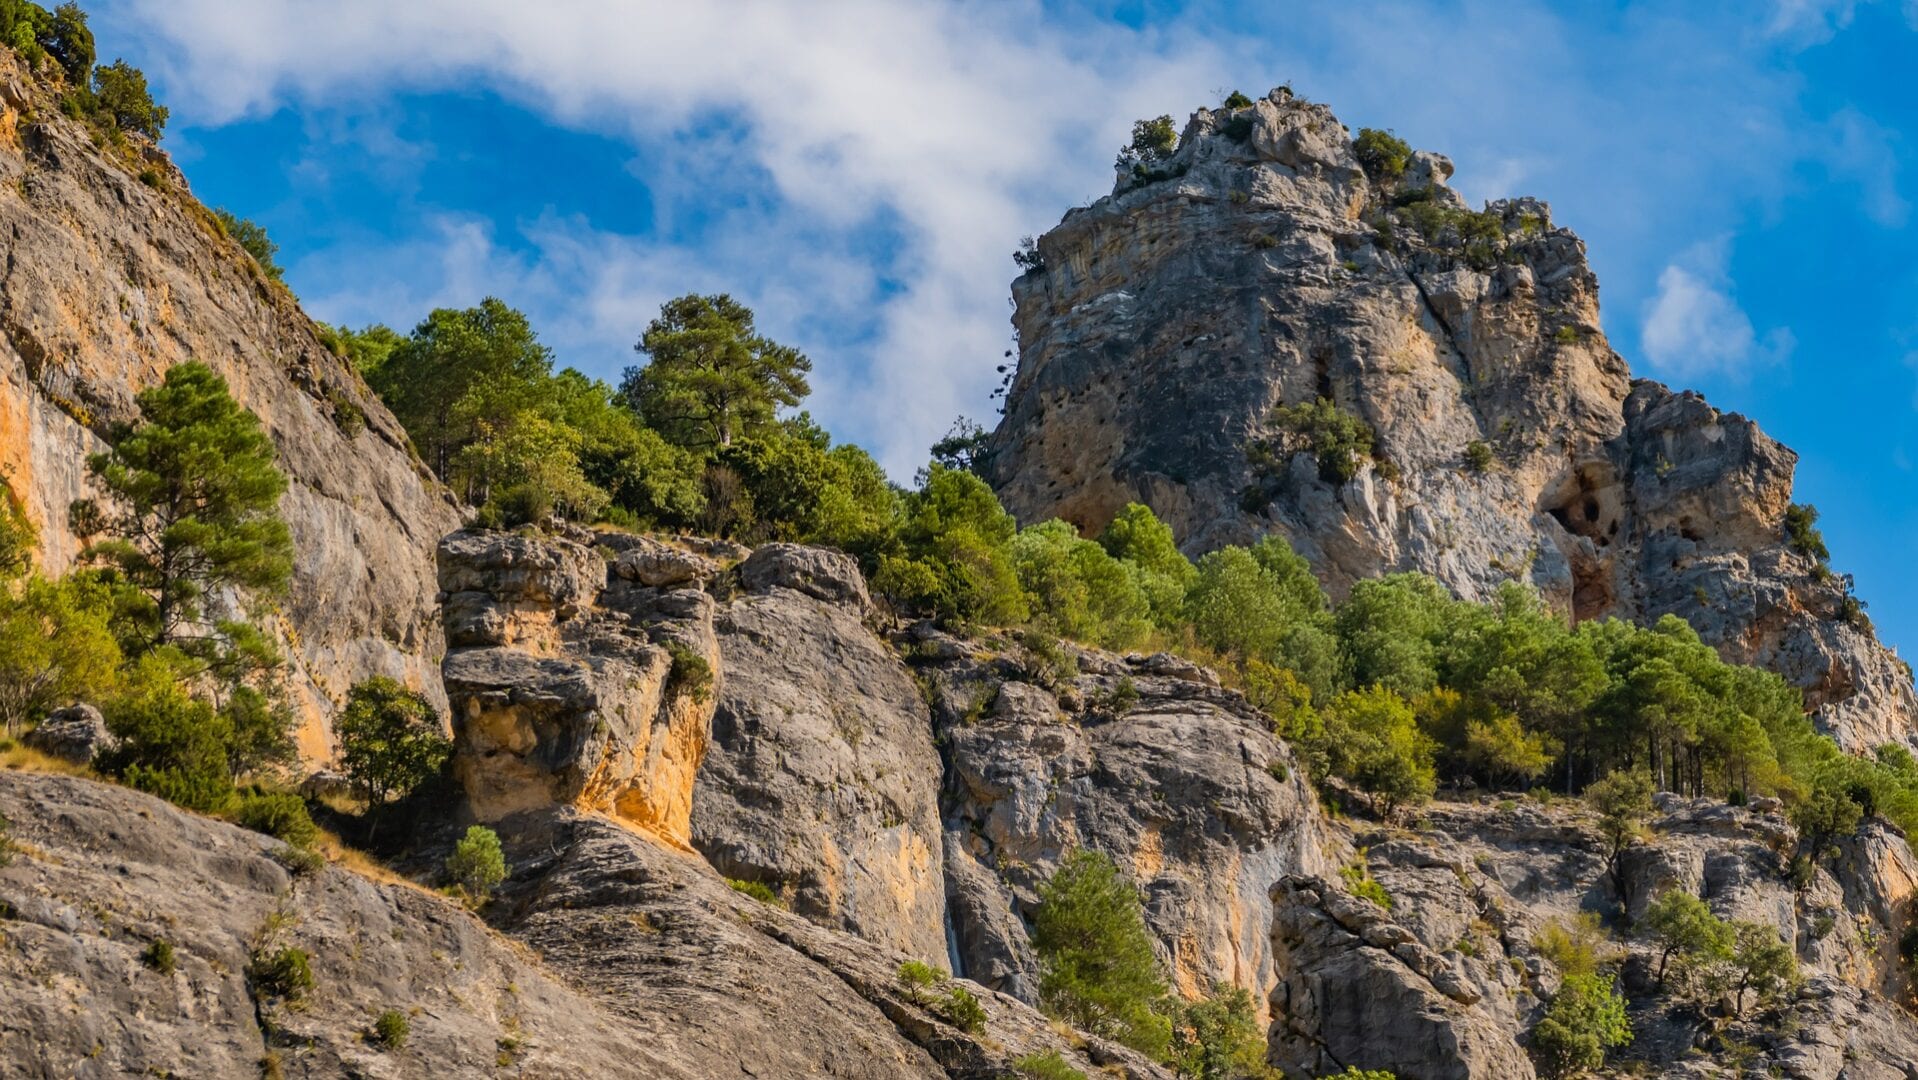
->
xmin=83 ymin=361 xmax=291 ymax=655
xmin=621 ymin=293 xmax=812 ymax=451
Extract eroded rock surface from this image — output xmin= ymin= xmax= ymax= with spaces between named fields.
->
xmin=986 ymin=88 xmax=1914 ymax=751
xmin=0 ymin=51 xmax=460 ymax=759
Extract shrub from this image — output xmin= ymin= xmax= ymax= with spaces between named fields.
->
xmin=211 ymin=210 xmax=283 ymax=281
xmin=250 ymin=947 xmax=314 ymax=1002
xmin=1533 ymin=913 xmax=1606 ymax=979
xmin=1013 ymin=236 xmax=1045 ymax=273
xmin=1168 ymin=984 xmax=1269 ymax=1079
xmin=1554 ymin=325 xmax=1580 ymax=344
xmin=490 ymin=483 xmax=552 ymax=528
xmin=1319 ymin=1071 xmax=1397 ymax=1080
xmin=1116 ymin=114 xmax=1179 ymax=173
xmin=336 ymin=676 xmax=449 ymax=810
xmin=1463 ymin=440 xmax=1494 ymax=474
xmin=896 ymin=960 xmax=947 ymax=1000
xmin=1339 ymin=855 xmax=1392 ymax=910
xmin=142 ymin=938 xmax=175 ymax=975
xmin=373 ymin=1008 xmax=410 ymax=1050
xmin=941 ymin=984 xmax=987 ymax=1033
xmin=728 ymin=877 xmax=781 ymax=906
xmin=1322 ymin=687 xmax=1436 ymax=815
xmin=1014 ymin=1051 xmax=1089 ymax=1080
xmin=1783 ymin=503 xmax=1829 ymax=564
xmin=1353 ymin=128 xmax=1412 ymax=181
xmin=230 ymin=788 xmax=318 ymax=848
xmin=89 ymin=58 xmax=167 ymax=139
xmin=1222 ymin=90 xmax=1254 ymax=110
xmin=1260 ymin=397 xmax=1376 ymax=485
xmin=1031 ymin=850 xmax=1171 ymax=1059
xmin=446 ymin=825 xmax=506 ymax=905
xmin=664 ymin=640 xmax=713 ymax=703
xmin=1529 ymin=972 xmax=1630 ymax=1078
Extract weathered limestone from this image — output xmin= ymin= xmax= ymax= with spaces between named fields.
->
xmin=987 ymin=88 xmax=1915 ymax=752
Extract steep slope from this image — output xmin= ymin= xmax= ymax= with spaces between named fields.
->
xmin=0 ymin=51 xmax=460 ymax=757
xmin=985 ymin=88 xmax=1914 ymax=752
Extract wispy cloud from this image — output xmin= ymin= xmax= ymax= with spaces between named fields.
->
xmin=1641 ymin=239 xmax=1794 ymax=381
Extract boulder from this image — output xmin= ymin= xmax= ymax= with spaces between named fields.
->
xmin=738 ymin=542 xmax=871 ymax=610
xmin=23 ymin=704 xmax=114 ymax=764
xmin=611 ymin=536 xmax=720 ymax=588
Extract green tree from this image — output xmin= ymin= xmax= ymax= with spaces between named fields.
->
xmin=1529 ymin=972 xmax=1631 ymax=1078
xmin=44 ymin=2 xmax=90 ymax=82
xmin=1791 ymin=778 xmax=1863 ymax=870
xmin=929 ymin=416 xmax=991 ymax=476
xmin=1097 ymin=502 xmax=1197 ymax=631
xmin=1352 ymin=128 xmax=1412 ymax=181
xmin=1031 ymin=849 xmax=1172 ymax=1059
xmin=1723 ymin=921 xmax=1797 ymax=1018
xmin=212 ymin=209 xmax=283 ymax=281
xmin=1257 ymin=398 xmax=1376 ymax=485
xmin=1322 ymin=686 xmax=1437 ymax=815
xmin=1185 ymin=537 xmax=1340 ymax=699
xmin=0 ymin=573 xmax=121 ymax=737
xmin=217 ymin=684 xmax=297 ymax=781
xmin=1116 ymin=115 xmax=1179 ymax=173
xmin=1169 ymin=985 xmax=1271 ymax=1079
xmin=329 ymin=323 xmax=403 ymax=382
xmin=335 ymin=677 xmax=450 ymax=809
xmin=875 ymin=465 xmax=1027 ymax=627
xmin=1585 ymin=770 xmax=1654 ymax=918
xmin=1640 ymin=888 xmax=1732 ymax=991
xmin=622 ymin=293 xmax=812 ymax=450
xmin=446 ymin=824 xmax=506 ymax=905
xmin=90 ymin=58 xmax=166 ymax=138
xmin=715 ymin=419 xmax=897 ymax=552
xmin=1461 ymin=711 xmax=1558 ymax=788
xmin=1010 ymin=519 xmax=1155 ymax=650
xmin=1337 ymin=573 xmax=1452 ymax=698
xmin=100 ymin=653 xmax=234 ymax=812
xmin=84 ymin=361 xmax=292 ymax=655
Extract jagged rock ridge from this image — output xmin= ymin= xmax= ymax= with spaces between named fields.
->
xmin=985 ymin=88 xmax=1914 ymax=752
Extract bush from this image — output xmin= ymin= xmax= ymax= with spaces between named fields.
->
xmin=1169 ymin=984 xmax=1269 ymax=1079
xmin=1014 ymin=1051 xmax=1089 ymax=1080
xmin=1339 ymin=854 xmax=1392 ymax=910
xmin=336 ymin=677 xmax=450 ymax=809
xmin=1463 ymin=440 xmax=1494 ymax=474
xmin=1783 ymin=503 xmax=1829 ymax=567
xmin=1010 ymin=520 xmax=1155 ymax=651
xmin=1222 ymin=90 xmax=1254 ymax=110
xmin=941 ymin=984 xmax=987 ymax=1033
xmin=1353 ymin=128 xmax=1412 ymax=181
xmin=1031 ymin=850 xmax=1171 ymax=1059
xmin=664 ymin=640 xmax=713 ymax=703
xmin=142 ymin=938 xmax=175 ymax=975
xmin=230 ymin=788 xmax=318 ymax=848
xmin=897 ymin=960 xmax=947 ymax=1000
xmin=212 ymin=209 xmax=283 ymax=281
xmin=1530 ymin=973 xmax=1630 ymax=1078
xmin=0 ymin=809 xmax=12 ymax=867
xmin=89 ymin=58 xmax=167 ymax=139
xmin=446 ymin=825 xmax=506 ymax=905
xmin=1322 ymin=687 xmax=1436 ymax=815
xmin=373 ymin=1008 xmax=410 ymax=1050
xmin=728 ymin=877 xmax=781 ymax=906
xmin=1260 ymin=397 xmax=1376 ymax=485
xmin=250 ymin=947 xmax=314 ymax=1002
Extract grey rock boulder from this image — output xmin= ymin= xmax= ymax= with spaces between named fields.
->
xmin=23 ymin=704 xmax=113 ymax=764
xmin=739 ymin=542 xmax=872 ymax=610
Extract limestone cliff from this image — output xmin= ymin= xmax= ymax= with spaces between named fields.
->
xmin=986 ymin=88 xmax=1914 ymax=752
xmin=0 ymin=50 xmax=460 ymax=759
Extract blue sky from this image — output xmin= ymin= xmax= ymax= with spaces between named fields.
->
xmin=94 ymin=0 xmax=1917 ymax=660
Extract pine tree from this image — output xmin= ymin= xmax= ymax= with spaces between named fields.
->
xmin=84 ymin=361 xmax=291 ymax=655
xmin=1031 ymin=849 xmax=1172 ymax=1059
xmin=621 ymin=294 xmax=811 ymax=450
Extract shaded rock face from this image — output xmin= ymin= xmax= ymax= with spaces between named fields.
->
xmin=986 ymin=88 xmax=1914 ymax=751
xmin=917 ymin=630 xmax=1338 ymax=1012
xmin=691 ymin=545 xmax=947 ymax=963
xmin=1271 ymin=794 xmax=1918 ymax=1079
xmin=0 ymin=772 xmax=647 ymax=1079
xmin=438 ymin=529 xmax=719 ymax=842
xmin=0 ymin=53 xmax=461 ymax=760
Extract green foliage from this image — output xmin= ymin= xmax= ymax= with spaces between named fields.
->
xmin=447 ymin=825 xmax=506 ymax=904
xmin=622 ymin=293 xmax=812 ymax=451
xmin=84 ymin=361 xmax=292 ymax=654
xmin=335 ymin=677 xmax=450 ymax=808
xmin=1586 ymin=770 xmax=1654 ymax=915
xmin=249 ymin=946 xmax=314 ymax=1002
xmin=664 ymin=640 xmax=713 ymax=703
xmin=728 ymin=877 xmax=782 ymax=905
xmin=1463 ymin=440 xmax=1494 ymax=474
xmin=1032 ymin=850 xmax=1172 ymax=1059
xmin=1011 ymin=519 xmax=1154 ymax=650
xmin=0 ymin=2 xmax=93 ymax=83
xmin=373 ymin=1009 xmax=410 ymax=1050
xmin=230 ymin=787 xmax=318 ymax=848
xmin=1723 ymin=920 xmax=1797 ymax=1017
xmin=1533 ymin=913 xmax=1606 ymax=980
xmin=1339 ymin=854 xmax=1393 ymax=910
xmin=0 ymin=571 xmax=121 ymax=736
xmin=1186 ymin=537 xmax=1340 ymax=700
xmin=1353 ymin=128 xmax=1412 ymax=181
xmin=0 ymin=809 xmax=13 ymax=867
xmin=896 ymin=960 xmax=947 ymax=997
xmin=1222 ymin=91 xmax=1254 ymax=110
xmin=102 ymin=656 xmax=235 ymax=812
xmin=212 ymin=209 xmax=283 ymax=281
xmin=88 ymin=58 xmax=167 ymax=139
xmin=1168 ymin=984 xmax=1270 ymax=1079
xmin=1323 ymin=687 xmax=1436 ymax=814
xmin=1641 ymin=888 xmax=1732 ymax=991
xmin=141 ymin=938 xmax=176 ymax=975
xmin=876 ymin=465 xmax=1028 ymax=627
xmin=1783 ymin=503 xmax=1829 ymax=565
xmin=1318 ymin=1071 xmax=1397 ymax=1080
xmin=1096 ymin=502 xmax=1197 ymax=630
xmin=1117 ymin=114 xmax=1179 ymax=173
xmin=1529 ymin=972 xmax=1630 ymax=1078
xmin=1460 ymin=710 xmax=1558 ymax=788
xmin=941 ymin=984 xmax=988 ymax=1033
xmin=1790 ymin=778 xmax=1862 ymax=870
xmin=1014 ymin=1051 xmax=1089 ymax=1080
xmin=1259 ymin=397 xmax=1376 ymax=485
xmin=930 ymin=416 xmax=992 ymax=474
xmin=714 ymin=420 xmax=896 ymax=549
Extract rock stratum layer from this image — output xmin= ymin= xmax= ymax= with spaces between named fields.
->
xmin=986 ymin=89 xmax=1914 ymax=751
xmin=0 ymin=50 xmax=460 ymax=758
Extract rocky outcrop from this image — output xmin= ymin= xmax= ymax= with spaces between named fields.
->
xmin=0 ymin=51 xmax=461 ymax=759
xmin=691 ymin=543 xmax=947 ymax=963
xmin=21 ymin=702 xmax=112 ymax=764
xmin=917 ymin=629 xmax=1338 ymax=1011
xmin=0 ymin=769 xmax=1169 ymax=1080
xmin=438 ymin=529 xmax=719 ymax=843
xmin=986 ymin=87 xmax=1914 ymax=752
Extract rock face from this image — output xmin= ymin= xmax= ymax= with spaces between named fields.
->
xmin=986 ymin=88 xmax=1914 ymax=751
xmin=691 ymin=543 xmax=948 ymax=962
xmin=916 ymin=629 xmax=1338 ymax=1011
xmin=438 ymin=529 xmax=719 ymax=843
xmin=0 ymin=51 xmax=461 ymax=759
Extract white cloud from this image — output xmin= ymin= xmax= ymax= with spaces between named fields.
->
xmin=1641 ymin=240 xmax=1794 ymax=380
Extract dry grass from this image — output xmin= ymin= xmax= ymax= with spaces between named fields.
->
xmin=0 ymin=741 xmax=94 ymax=777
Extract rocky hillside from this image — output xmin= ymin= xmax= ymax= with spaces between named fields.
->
xmin=985 ymin=88 xmax=1914 ymax=753
xmin=0 ymin=49 xmax=459 ymax=757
